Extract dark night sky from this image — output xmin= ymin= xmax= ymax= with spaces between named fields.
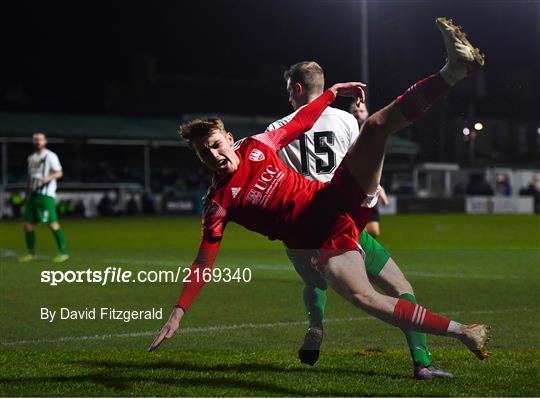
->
xmin=1 ymin=0 xmax=539 ymax=120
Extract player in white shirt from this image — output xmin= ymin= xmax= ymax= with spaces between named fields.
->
xmin=19 ymin=132 xmax=69 ymax=263
xmin=267 ymin=61 xmax=452 ymax=379
xmin=268 ymin=98 xmax=360 ymax=183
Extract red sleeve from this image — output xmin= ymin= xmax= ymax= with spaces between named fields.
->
xmin=252 ymin=89 xmax=336 ymax=151
xmin=175 ymin=238 xmax=221 ymax=311
xmin=175 ymin=197 xmax=226 ymax=311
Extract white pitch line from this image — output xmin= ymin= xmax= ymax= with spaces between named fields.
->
xmin=0 ymin=308 xmax=532 ymax=347
xmin=403 ymin=271 xmax=522 ymax=280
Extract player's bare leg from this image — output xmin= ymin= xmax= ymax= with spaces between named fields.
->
xmin=324 ymin=251 xmax=401 ymax=322
xmin=322 ymin=250 xmax=491 ymax=359
xmin=344 ymin=17 xmax=484 ymax=195
xmin=365 ymin=221 xmax=380 ymax=238
xmin=371 ymin=259 xmax=413 ymax=297
xmin=344 ymin=102 xmax=407 ymax=195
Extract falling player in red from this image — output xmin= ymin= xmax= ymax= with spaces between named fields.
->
xmin=149 ymin=18 xmax=491 ymax=360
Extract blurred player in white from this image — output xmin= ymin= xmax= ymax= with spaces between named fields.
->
xmin=267 ymin=61 xmax=452 ymax=379
xmin=19 ymin=132 xmax=69 ymax=263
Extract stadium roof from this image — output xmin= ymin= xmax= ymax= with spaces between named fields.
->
xmin=0 ymin=112 xmax=182 ymax=141
xmin=0 ymin=112 xmax=275 ymax=142
xmin=0 ymin=112 xmax=418 ymax=155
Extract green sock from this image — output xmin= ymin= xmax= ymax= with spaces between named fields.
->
xmin=303 ymin=286 xmax=327 ymax=329
xmin=52 ymin=228 xmax=67 ymax=254
xmin=25 ymin=231 xmax=36 ymax=255
xmin=399 ymin=293 xmax=431 ymax=366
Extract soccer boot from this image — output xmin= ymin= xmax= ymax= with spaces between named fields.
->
xmin=413 ymin=363 xmax=433 ymax=380
xmin=298 ymin=327 xmax=323 ymax=366
xmin=427 ymin=364 xmax=454 ymax=378
xmin=53 ymin=253 xmax=70 ymax=263
xmin=436 ymin=17 xmax=484 ymax=84
xmin=18 ymin=254 xmax=37 ymax=262
xmin=437 ymin=17 xmax=485 ymax=69
xmin=460 ymin=324 xmax=491 ymax=360
xmin=414 ymin=362 xmax=454 ymax=380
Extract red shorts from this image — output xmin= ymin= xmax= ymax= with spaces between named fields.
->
xmin=287 ymin=164 xmax=374 ymax=271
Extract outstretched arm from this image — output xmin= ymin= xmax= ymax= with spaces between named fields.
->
xmin=148 ymin=238 xmax=221 ymax=351
xmin=175 ymin=239 xmax=220 ymax=311
xmin=255 ymin=82 xmax=366 ymax=151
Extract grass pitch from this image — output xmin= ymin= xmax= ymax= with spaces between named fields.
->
xmin=1 ymin=214 xmax=539 ymax=396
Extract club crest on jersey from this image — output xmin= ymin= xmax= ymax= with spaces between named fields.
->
xmin=231 ymin=187 xmax=242 ymax=198
xmin=249 ymin=149 xmax=265 ymax=162
xmin=246 ymin=189 xmax=263 ymax=205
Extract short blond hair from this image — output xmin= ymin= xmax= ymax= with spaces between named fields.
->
xmin=283 ymin=61 xmax=325 ymax=95
xmin=179 ymin=118 xmax=224 ymax=145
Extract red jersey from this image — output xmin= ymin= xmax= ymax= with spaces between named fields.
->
xmin=203 ymin=134 xmax=335 ymax=248
xmin=176 ymin=89 xmax=371 ymax=311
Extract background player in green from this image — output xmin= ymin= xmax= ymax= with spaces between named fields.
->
xmin=267 ymin=62 xmax=452 ymax=379
xmin=19 ymin=132 xmax=69 ymax=263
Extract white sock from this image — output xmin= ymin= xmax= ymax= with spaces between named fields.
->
xmin=440 ymin=63 xmax=467 ymax=86
xmin=447 ymin=320 xmax=464 ymax=335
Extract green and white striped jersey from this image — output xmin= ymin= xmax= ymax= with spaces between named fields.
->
xmin=27 ymin=149 xmax=62 ymax=197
